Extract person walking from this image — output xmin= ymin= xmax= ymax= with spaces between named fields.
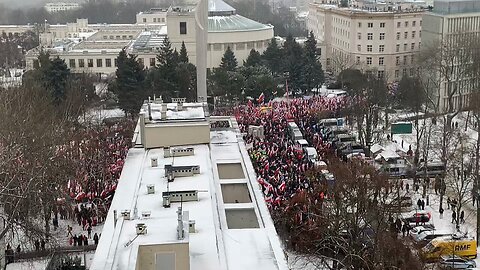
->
xmin=406 ymin=183 xmax=409 ymax=193
xmin=87 ymin=225 xmax=92 ymax=239
xmin=452 ymin=210 xmax=457 ymax=223
xmin=460 ymin=210 xmax=465 ymax=223
xmin=93 ymin=233 xmax=99 ymax=245
xmin=67 ymin=225 xmax=73 ymax=237
xmin=402 ymin=223 xmax=407 ymax=237
xmin=421 ymin=199 xmax=425 ymax=210
xmin=40 ymin=239 xmax=45 ymax=251
xmin=447 ymin=197 xmax=451 ymax=209
xmin=439 ymin=207 xmax=444 ymax=219
xmin=417 ymin=199 xmax=422 ymax=210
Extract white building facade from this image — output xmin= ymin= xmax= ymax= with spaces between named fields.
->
xmin=421 ymin=0 xmax=480 ymax=111
xmin=308 ymin=3 xmax=425 ymax=81
xmin=45 ymin=2 xmax=82 ymax=13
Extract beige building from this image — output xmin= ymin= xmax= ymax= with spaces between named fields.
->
xmin=45 ymin=2 xmax=82 ymax=13
xmin=421 ymin=0 xmax=480 ymax=111
xmin=90 ymin=99 xmax=288 ymax=270
xmin=308 ymin=2 xmax=425 ymax=81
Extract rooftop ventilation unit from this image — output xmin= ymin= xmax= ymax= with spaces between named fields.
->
xmin=164 ymin=147 xmax=194 ymax=158
xmin=162 ymin=190 xmax=198 ymax=202
xmin=151 ymin=157 xmax=158 ymax=167
xmin=136 ymin=223 xmax=147 ymax=235
xmin=154 ymin=96 xmax=163 ymax=104
xmin=163 ymin=194 xmax=171 ymax=208
xmin=121 ymin=210 xmax=131 ymax=220
xmin=164 ymin=164 xmax=200 ymax=177
xmin=147 ymin=184 xmax=155 ymax=194
xmin=172 ymin=98 xmax=186 ymax=111
xmin=189 ymin=220 xmax=196 ymax=233
xmin=141 ymin=211 xmax=151 ymax=219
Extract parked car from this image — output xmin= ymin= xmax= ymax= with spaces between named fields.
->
xmin=411 ymin=224 xmax=435 ymax=236
xmin=402 ymin=211 xmax=431 ymax=224
xmin=439 ymin=255 xmax=476 ymax=269
xmin=414 ymin=230 xmax=451 ymax=243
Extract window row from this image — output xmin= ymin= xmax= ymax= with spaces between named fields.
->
xmin=358 ymin=32 xmax=385 ymax=40
xmin=358 ymin=22 xmax=385 ymax=28
xmin=395 ymin=30 xmax=421 ymax=40
xmin=357 ymin=44 xmax=385 ymax=52
xmin=396 ymin=20 xmax=421 ymax=28
xmin=101 ymin=35 xmax=135 ymax=40
xmin=208 ymin=41 xmax=269 ymax=51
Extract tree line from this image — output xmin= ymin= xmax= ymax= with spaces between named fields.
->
xmin=111 ymin=32 xmax=324 ymax=115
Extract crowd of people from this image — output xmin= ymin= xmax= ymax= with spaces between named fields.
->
xmin=234 ymin=97 xmax=348 ymax=225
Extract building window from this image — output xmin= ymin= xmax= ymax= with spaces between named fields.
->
xmin=396 ymin=44 xmax=400 ymax=52
xmin=367 ymin=45 xmax=372 ymax=52
xmin=138 ymin=58 xmax=144 ymax=67
xmin=379 ymin=33 xmax=385 ymax=40
xmin=405 ymin=21 xmax=409 ymax=27
xmin=247 ymin=42 xmax=254 ymax=49
xmin=404 ymin=32 xmax=408 ymax=39
xmin=153 ymin=18 xmax=157 ymax=22
xmin=403 ymin=68 xmax=407 ymax=76
xmin=106 ymin=58 xmax=112 ymax=67
xmin=379 ymin=45 xmax=384 ymax=52
xmin=357 ymin=32 xmax=361 ymax=40
xmin=404 ymin=43 xmax=407 ymax=51
xmin=403 ymin=55 xmax=408 ymax=65
xmin=358 ymin=22 xmax=362 ymax=27
xmin=161 ymin=18 xmax=165 ymax=23
xmin=214 ymin=44 xmax=223 ymax=50
xmin=368 ymin=22 xmax=373 ymax=28
xmin=150 ymin=58 xmax=155 ymax=67
xmin=366 ymin=57 xmax=372 ymax=65
xmin=379 ymin=57 xmax=384 ymax=65
xmin=79 ymin=59 xmax=84 ymax=68
xmin=256 ymin=41 xmax=263 ymax=48
xmin=357 ymin=45 xmax=361 ymax=52
xmin=69 ymin=59 xmax=75 ymax=68
xmin=396 ymin=56 xmax=400 ymax=66
xmin=397 ymin=22 xmax=401 ymax=28
xmin=420 ymin=20 xmax=422 ymax=26
xmin=109 ymin=35 xmax=114 ymax=39
xmin=395 ymin=70 xmax=400 ymax=78
xmin=412 ymin=31 xmax=416 ymax=38
xmin=396 ymin=32 xmax=400 ymax=40
xmin=411 ymin=55 xmax=414 ymax=63
xmin=96 ymin=59 xmax=102 ymax=67
xmin=102 ymin=35 xmax=107 ymax=39
xmin=143 ymin=18 xmax=146 ymax=23
xmin=378 ymin=70 xmax=384 ymax=79
xmin=356 ymin=56 xmax=360 ymax=64
xmin=419 ymin=42 xmax=421 ymax=49
xmin=412 ymin=21 xmax=416 ymax=27
xmin=380 ymin=22 xmax=385 ymax=28
xmin=180 ymin=22 xmax=187 ymax=35
xmin=411 ymin=43 xmax=415 ymax=50
xmin=87 ymin=59 xmax=93 ymax=67
xmin=367 ymin=33 xmax=373 ymax=40
xmin=237 ymin=42 xmax=245 ymax=50
xmin=419 ymin=30 xmax=422 ymax=38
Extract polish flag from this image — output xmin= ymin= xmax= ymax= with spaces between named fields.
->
xmin=279 ymin=181 xmax=286 ymax=192
xmin=257 ymin=92 xmax=265 ymax=104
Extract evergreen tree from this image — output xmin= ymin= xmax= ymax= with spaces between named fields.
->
xmin=176 ymin=62 xmax=197 ymax=101
xmin=45 ymin=57 xmax=70 ymax=104
xmin=156 ymin=37 xmax=177 ymax=68
xmin=110 ymin=49 xmax=146 ymax=117
xmin=282 ymin=35 xmax=304 ymax=95
xmin=239 ymin=65 xmax=275 ymax=99
xmin=244 ymin=49 xmax=262 ymax=67
xmin=219 ymin=46 xmax=238 ymax=71
xmin=179 ymin=41 xmax=189 ymax=63
xmin=302 ymin=31 xmax=324 ymax=93
xmin=150 ymin=37 xmax=180 ymax=99
xmin=262 ymin=38 xmax=282 ymax=76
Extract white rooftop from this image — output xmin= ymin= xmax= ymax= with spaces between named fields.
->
xmin=91 ymin=116 xmax=287 ymax=270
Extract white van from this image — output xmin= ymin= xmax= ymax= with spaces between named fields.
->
xmin=319 ymin=118 xmax=345 ymax=128
xmin=305 ymin=147 xmax=318 ymax=162
xmin=296 ymin=139 xmax=309 ymax=148
xmin=416 ymin=161 xmax=446 ymax=178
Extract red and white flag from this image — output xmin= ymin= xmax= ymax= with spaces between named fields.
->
xmin=257 ymin=92 xmax=265 ymax=104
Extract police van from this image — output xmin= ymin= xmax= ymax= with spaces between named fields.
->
xmin=421 ymin=234 xmax=477 ymax=261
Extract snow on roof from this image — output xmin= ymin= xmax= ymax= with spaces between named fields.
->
xmin=370 ymin=144 xmax=384 ymax=154
xmin=140 ymin=102 xmax=206 ymax=122
xmin=375 ymin=149 xmax=400 ymax=161
xmin=91 ymin=118 xmax=287 ymax=270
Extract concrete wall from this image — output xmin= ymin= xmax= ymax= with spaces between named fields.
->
xmin=136 ymin=243 xmax=190 ymax=270
xmin=144 ymin=123 xmax=210 ymax=148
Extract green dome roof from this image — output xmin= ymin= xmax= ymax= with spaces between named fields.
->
xmin=208 ymin=14 xmax=272 ymax=32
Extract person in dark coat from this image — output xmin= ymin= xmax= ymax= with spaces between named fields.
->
xmin=93 ymin=233 xmax=99 ymax=245
xmin=417 ymin=199 xmax=422 ymax=210
xmin=460 ymin=210 xmax=465 ymax=223
xmin=16 ymin=245 xmax=21 ymax=253
xmin=452 ymin=210 xmax=457 ymax=223
xmin=439 ymin=207 xmax=444 ymax=219
xmin=40 ymin=239 xmax=45 ymax=250
xmin=83 ymin=235 xmax=88 ymax=246
xmin=34 ymin=240 xmax=40 ymax=251
xmin=73 ymin=235 xmax=78 ymax=246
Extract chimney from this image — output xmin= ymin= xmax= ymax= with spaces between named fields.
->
xmin=177 ymin=206 xmax=184 ymax=240
xmin=161 ymin=111 xmax=167 ymax=120
xmin=147 ymin=184 xmax=155 ymax=194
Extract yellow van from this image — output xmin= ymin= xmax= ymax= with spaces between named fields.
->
xmin=421 ymin=235 xmax=477 ymax=262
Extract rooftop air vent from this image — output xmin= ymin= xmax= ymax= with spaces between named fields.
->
xmin=136 ymin=223 xmax=147 ymax=235
xmin=121 ymin=210 xmax=131 ymax=220
xmin=151 ymin=157 xmax=158 ymax=167
xmin=141 ymin=211 xmax=151 ymax=219
xmin=147 ymin=184 xmax=155 ymax=194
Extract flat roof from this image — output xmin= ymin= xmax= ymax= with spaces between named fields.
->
xmin=91 ymin=116 xmax=287 ymax=270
